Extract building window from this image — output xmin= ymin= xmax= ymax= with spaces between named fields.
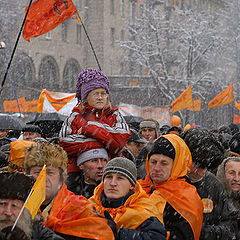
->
xmin=130 ymin=2 xmax=136 ymax=25
xmin=110 ymin=0 xmax=114 ymax=15
xmin=39 ymin=56 xmax=59 ymax=89
xmin=62 ymin=21 xmax=68 ymax=42
xmin=120 ymin=0 xmax=125 ymax=17
xmin=45 ymin=31 xmax=52 ymax=40
xmin=110 ymin=28 xmax=115 ymax=47
xmin=120 ymin=29 xmax=124 ymax=41
xmin=76 ymin=24 xmax=82 ymax=45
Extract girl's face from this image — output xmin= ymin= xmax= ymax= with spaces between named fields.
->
xmin=86 ymin=88 xmax=108 ymax=109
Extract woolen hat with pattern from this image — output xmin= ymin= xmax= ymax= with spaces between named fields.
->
xmin=76 ymin=69 xmax=110 ymax=102
xmin=148 ymin=136 xmax=176 ymax=160
xmin=103 ymin=157 xmax=137 ymax=186
xmin=0 ymin=171 xmax=35 ymax=201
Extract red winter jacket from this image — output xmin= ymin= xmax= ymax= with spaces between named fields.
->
xmin=59 ymin=105 xmax=130 ymax=173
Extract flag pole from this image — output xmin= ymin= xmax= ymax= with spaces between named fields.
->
xmin=0 ymin=0 xmax=34 ymax=96
xmin=76 ymin=12 xmax=102 ymax=71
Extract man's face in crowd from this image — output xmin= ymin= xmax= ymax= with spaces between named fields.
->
xmin=149 ymin=154 xmax=173 ymax=184
xmin=30 ymin=165 xmax=62 ymax=204
xmin=103 ymin=173 xmax=134 ymax=200
xmin=23 ymin=131 xmax=41 ymax=141
xmin=225 ymin=161 xmax=240 ymax=193
xmin=0 ymin=130 xmax=8 ymax=138
xmin=0 ymin=199 xmax=32 ymax=238
xmin=79 ymin=158 xmax=108 ymax=185
xmin=125 ymin=141 xmax=146 ymax=158
xmin=188 ymin=162 xmax=207 ymax=182
xmin=141 ymin=127 xmax=156 ymax=141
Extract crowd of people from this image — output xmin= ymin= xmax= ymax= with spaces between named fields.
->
xmin=0 ymin=68 xmax=240 ymax=239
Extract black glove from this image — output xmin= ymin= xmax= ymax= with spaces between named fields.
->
xmin=104 ymin=210 xmax=118 ymax=240
xmin=1 ymin=226 xmax=30 ymax=240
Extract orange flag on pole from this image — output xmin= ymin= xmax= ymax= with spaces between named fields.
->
xmin=25 ymin=165 xmax=46 ymax=219
xmin=23 ymin=0 xmax=77 ymax=41
xmin=208 ymin=82 xmax=233 ymax=108
xmin=171 ymin=85 xmax=193 ymax=113
xmin=187 ymin=98 xmax=202 ymax=111
xmin=235 ymin=101 xmax=240 ymax=111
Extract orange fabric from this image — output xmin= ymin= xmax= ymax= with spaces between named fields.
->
xmin=46 ymin=183 xmax=114 ymax=240
xmin=235 ymin=101 xmax=240 ymax=111
xmin=3 ymin=97 xmax=26 ymax=112
xmin=187 ymin=98 xmax=202 ymax=111
xmin=8 ymin=140 xmax=37 ymax=172
xmin=23 ymin=0 xmax=77 ymax=41
xmin=171 ymin=85 xmax=193 ymax=113
xmin=90 ymin=182 xmax=163 ymax=228
xmin=138 ymin=134 xmax=203 ymax=240
xmin=208 ymin=82 xmax=233 ymax=108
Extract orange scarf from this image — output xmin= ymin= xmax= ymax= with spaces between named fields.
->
xmin=90 ymin=182 xmax=163 ymax=229
xmin=138 ymin=134 xmax=203 ymax=240
xmin=46 ymin=183 xmax=114 ymax=240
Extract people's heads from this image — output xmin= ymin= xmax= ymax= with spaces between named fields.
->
xmin=139 ymin=119 xmax=160 ymax=142
xmin=77 ymin=148 xmax=109 ymax=185
xmin=218 ymin=125 xmax=232 ymax=135
xmin=147 ymin=134 xmax=191 ymax=184
xmin=229 ymin=132 xmax=240 ymax=155
xmin=159 ymin=124 xmax=170 ymax=135
xmin=0 ymin=129 xmax=9 ymax=139
xmin=229 ymin=123 xmax=239 ymax=136
xmin=103 ymin=157 xmax=137 ymax=199
xmin=76 ymin=69 xmax=110 ymax=109
xmin=181 ymin=127 xmax=226 ymax=173
xmin=167 ymin=126 xmax=182 ymax=136
xmin=24 ymin=142 xmax=68 ymax=204
xmin=125 ymin=129 xmax=147 ymax=158
xmin=22 ymin=125 xmax=42 ymax=141
xmin=223 ymin=157 xmax=240 ymax=193
xmin=0 ymin=171 xmax=34 ymax=238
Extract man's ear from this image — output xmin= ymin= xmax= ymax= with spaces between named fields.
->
xmin=130 ymin=185 xmax=134 ymax=191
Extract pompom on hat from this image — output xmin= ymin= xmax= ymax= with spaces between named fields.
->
xmin=76 ymin=69 xmax=110 ymax=102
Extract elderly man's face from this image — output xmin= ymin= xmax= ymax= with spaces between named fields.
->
xmin=23 ymin=131 xmax=41 ymax=141
xmin=149 ymin=154 xmax=173 ymax=184
xmin=0 ymin=199 xmax=23 ymax=222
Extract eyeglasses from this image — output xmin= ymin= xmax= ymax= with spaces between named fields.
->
xmin=91 ymin=92 xmax=108 ymax=98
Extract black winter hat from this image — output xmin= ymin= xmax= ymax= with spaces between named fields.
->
xmin=181 ymin=127 xmax=226 ymax=170
xmin=229 ymin=132 xmax=240 ymax=155
xmin=0 ymin=171 xmax=35 ymax=202
xmin=103 ymin=157 xmax=137 ymax=186
xmin=128 ymin=129 xmax=148 ymax=144
xmin=229 ymin=123 xmax=239 ymax=136
xmin=218 ymin=125 xmax=232 ymax=135
xmin=148 ymin=137 xmax=175 ymax=160
xmin=22 ymin=124 xmax=42 ymax=135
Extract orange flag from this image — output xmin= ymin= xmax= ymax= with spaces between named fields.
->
xmin=187 ymin=98 xmax=202 ymax=111
xmin=23 ymin=0 xmax=77 ymax=41
xmin=208 ymin=82 xmax=233 ymax=108
xmin=171 ymin=85 xmax=193 ymax=113
xmin=235 ymin=101 xmax=240 ymax=111
xmin=234 ymin=114 xmax=240 ymax=124
xmin=25 ymin=165 xmax=46 ymax=219
xmin=3 ymin=97 xmax=26 ymax=112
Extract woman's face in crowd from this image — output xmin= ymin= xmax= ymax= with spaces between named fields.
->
xmin=104 ymin=173 xmax=134 ymax=200
xmin=225 ymin=161 xmax=240 ymax=193
xmin=87 ymin=88 xmax=108 ymax=109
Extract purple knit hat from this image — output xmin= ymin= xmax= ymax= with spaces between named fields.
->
xmin=76 ymin=69 xmax=110 ymax=102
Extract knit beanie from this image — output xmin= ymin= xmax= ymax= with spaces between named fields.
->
xmin=139 ymin=119 xmax=160 ymax=137
xmin=103 ymin=157 xmax=137 ymax=186
xmin=76 ymin=69 xmax=110 ymax=102
xmin=148 ymin=137 xmax=175 ymax=160
xmin=77 ymin=148 xmax=109 ymax=166
xmin=0 ymin=171 xmax=35 ymax=201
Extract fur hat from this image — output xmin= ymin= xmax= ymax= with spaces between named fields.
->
xmin=77 ymin=148 xmax=108 ymax=166
xmin=24 ymin=142 xmax=68 ymax=172
xmin=148 ymin=137 xmax=175 ymax=160
xmin=76 ymin=69 xmax=110 ymax=102
xmin=103 ymin=157 xmax=137 ymax=186
xmin=139 ymin=119 xmax=160 ymax=138
xmin=229 ymin=132 xmax=240 ymax=154
xmin=181 ymin=127 xmax=226 ymax=171
xmin=0 ymin=171 xmax=35 ymax=201
xmin=229 ymin=123 xmax=239 ymax=136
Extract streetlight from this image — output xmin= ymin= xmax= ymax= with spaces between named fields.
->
xmin=0 ymin=41 xmax=6 ymax=49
